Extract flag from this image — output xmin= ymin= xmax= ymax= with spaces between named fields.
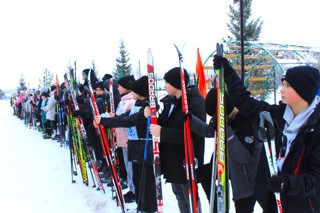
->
xmin=196 ymin=48 xmax=207 ymax=98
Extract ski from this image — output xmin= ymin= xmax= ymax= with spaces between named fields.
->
xmin=147 ymin=48 xmax=164 ymax=213
xmin=87 ymin=69 xmax=127 ymax=213
xmin=108 ymin=78 xmax=118 ymax=167
xmin=67 ymin=70 xmax=105 ymax=192
xmin=258 ymin=111 xmax=283 ymax=213
xmin=108 ymin=77 xmax=120 ymax=199
xmin=215 ymin=43 xmax=229 ymax=213
xmin=173 ymin=44 xmax=199 ymax=213
xmin=65 ymin=72 xmax=89 ymax=186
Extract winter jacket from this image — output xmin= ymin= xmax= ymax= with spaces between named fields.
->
xmin=225 ymin=69 xmax=320 ymax=213
xmin=115 ymin=92 xmax=136 ymax=147
xmin=100 ymin=99 xmax=153 ymax=164
xmin=190 ymin=112 xmax=262 ymax=201
xmin=44 ymin=91 xmax=57 ymax=121
xmin=95 ymin=94 xmax=107 ymax=114
xmin=157 ymin=85 xmax=206 ymax=184
xmin=41 ymin=97 xmax=48 ymax=124
xmin=16 ymin=93 xmax=24 ymax=106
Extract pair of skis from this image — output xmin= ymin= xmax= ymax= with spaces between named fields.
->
xmin=173 ymin=44 xmax=199 ymax=213
xmin=147 ymin=49 xmax=164 ymax=213
xmin=206 ymin=43 xmax=229 ymax=213
xmin=87 ymin=70 xmax=127 ymax=213
xmin=64 ymin=70 xmax=105 ymax=192
xmin=214 ymin=43 xmax=230 ymax=213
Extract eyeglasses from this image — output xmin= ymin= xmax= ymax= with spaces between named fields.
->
xmin=279 ymin=135 xmax=288 ymax=158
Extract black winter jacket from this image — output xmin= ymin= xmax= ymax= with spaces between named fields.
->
xmin=225 ymin=69 xmax=320 ymax=213
xmin=158 ymin=85 xmax=206 ymax=184
xmin=190 ymin=112 xmax=262 ymax=201
xmin=100 ymin=99 xmax=153 ymax=164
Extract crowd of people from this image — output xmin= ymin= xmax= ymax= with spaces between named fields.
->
xmin=10 ymin=56 xmax=320 ymax=213
xmin=10 ymin=86 xmax=58 ymax=139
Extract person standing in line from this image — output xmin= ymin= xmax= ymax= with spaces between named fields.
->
xmin=188 ymin=88 xmax=262 ymax=213
xmin=40 ymin=91 xmax=49 ymax=136
xmin=94 ymin=76 xmax=157 ymax=213
xmin=44 ymin=86 xmax=58 ymax=139
xmin=11 ymin=93 xmax=16 ymax=115
xmin=16 ymin=90 xmax=24 ymax=119
xmin=112 ymin=75 xmax=136 ymax=203
xmin=214 ymin=55 xmax=320 ymax=213
xmin=103 ymin=77 xmax=128 ymax=188
xmin=147 ymin=67 xmax=206 ymax=213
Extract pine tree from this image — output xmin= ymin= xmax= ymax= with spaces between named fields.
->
xmin=226 ymin=0 xmax=263 ymax=42
xmin=113 ymin=39 xmax=132 ymax=79
xmin=17 ymin=74 xmax=27 ymax=92
xmin=39 ymin=68 xmax=53 ymax=89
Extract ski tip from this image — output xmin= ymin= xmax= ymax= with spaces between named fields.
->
xmin=216 ymin=43 xmax=224 ymax=56
xmin=173 ymin=43 xmax=179 ymax=51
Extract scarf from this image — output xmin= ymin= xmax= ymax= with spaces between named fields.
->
xmin=277 ymin=96 xmax=320 ymax=171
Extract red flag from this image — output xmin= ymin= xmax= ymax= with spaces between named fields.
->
xmin=196 ymin=48 xmax=207 ymax=98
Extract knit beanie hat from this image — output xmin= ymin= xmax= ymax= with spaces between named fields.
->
xmin=205 ymin=88 xmax=234 ymax=117
xmin=102 ymin=73 xmax=113 ymax=82
xmin=163 ymin=67 xmax=189 ymax=90
xmin=50 ymin=85 xmax=56 ymax=92
xmin=82 ymin=68 xmax=91 ymax=77
xmin=41 ymin=92 xmax=49 ymax=98
xmin=282 ymin=66 xmax=320 ymax=104
xmin=60 ymin=82 xmax=66 ymax=90
xmin=41 ymin=86 xmax=49 ymax=93
xmin=94 ymin=81 xmax=104 ymax=90
xmin=118 ymin=75 xmax=135 ymax=90
xmin=130 ymin=76 xmax=149 ymax=98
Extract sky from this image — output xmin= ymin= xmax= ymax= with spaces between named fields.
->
xmin=0 ymin=99 xmax=264 ymax=212
xmin=0 ymin=0 xmax=319 ymax=91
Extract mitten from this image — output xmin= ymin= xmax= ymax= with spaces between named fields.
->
xmin=269 ymin=175 xmax=290 ymax=193
xmin=179 ymin=111 xmax=191 ymax=122
xmin=213 ymin=55 xmax=234 ymax=76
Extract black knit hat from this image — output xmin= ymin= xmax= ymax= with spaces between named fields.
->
xmin=82 ymin=68 xmax=91 ymax=77
xmin=41 ymin=92 xmax=49 ymax=98
xmin=130 ymin=76 xmax=149 ymax=98
xmin=50 ymin=85 xmax=56 ymax=92
xmin=205 ymin=88 xmax=234 ymax=117
xmin=118 ymin=75 xmax=135 ymax=90
xmin=94 ymin=81 xmax=104 ymax=90
xmin=163 ymin=67 xmax=189 ymax=90
xmin=60 ymin=82 xmax=66 ymax=90
xmin=282 ymin=66 xmax=320 ymax=104
xmin=82 ymin=68 xmax=99 ymax=87
xmin=102 ymin=73 xmax=113 ymax=82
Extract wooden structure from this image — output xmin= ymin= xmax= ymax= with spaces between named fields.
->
xmin=203 ymin=41 xmax=320 ymax=101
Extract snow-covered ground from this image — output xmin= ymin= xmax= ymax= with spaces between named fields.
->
xmin=0 ymin=99 xmax=262 ymax=213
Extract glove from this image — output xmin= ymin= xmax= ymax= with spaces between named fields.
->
xmin=72 ymin=110 xmax=82 ymax=118
xmin=213 ymin=55 xmax=234 ymax=76
xmin=269 ymin=175 xmax=290 ymax=193
xmin=179 ymin=111 xmax=191 ymax=122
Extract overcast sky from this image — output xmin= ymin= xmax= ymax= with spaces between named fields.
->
xmin=0 ymin=0 xmax=319 ymax=90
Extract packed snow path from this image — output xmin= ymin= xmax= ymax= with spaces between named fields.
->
xmin=0 ymin=100 xmax=263 ymax=212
